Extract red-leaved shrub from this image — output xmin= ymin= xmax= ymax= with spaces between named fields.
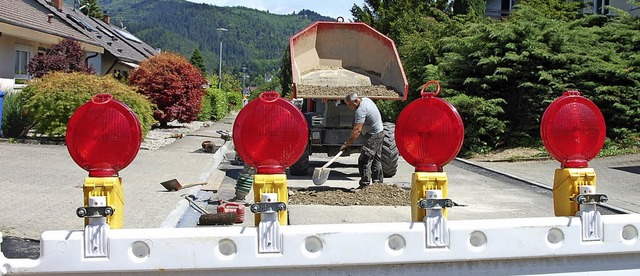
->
xmin=27 ymin=38 xmax=93 ymax=78
xmin=128 ymin=52 xmax=206 ymax=126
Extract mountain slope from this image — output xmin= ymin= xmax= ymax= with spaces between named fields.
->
xmin=98 ymin=0 xmax=334 ymax=79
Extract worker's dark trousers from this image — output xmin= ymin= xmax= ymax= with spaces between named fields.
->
xmin=358 ymin=131 xmax=384 ymax=186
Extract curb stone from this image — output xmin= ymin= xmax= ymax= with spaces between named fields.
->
xmin=161 ymin=136 xmax=234 ymax=227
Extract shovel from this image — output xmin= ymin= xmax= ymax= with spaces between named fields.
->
xmin=161 ymin=179 xmax=207 ymax=191
xmin=312 ymin=151 xmax=343 ymax=185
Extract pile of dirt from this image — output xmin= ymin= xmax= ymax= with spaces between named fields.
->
xmin=287 ymin=148 xmax=549 ymax=206
xmin=289 ymin=183 xmax=410 ymax=206
xmin=467 ymin=147 xmax=549 ymax=162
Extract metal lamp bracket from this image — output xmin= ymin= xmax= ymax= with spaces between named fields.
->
xmin=250 ymin=193 xmax=284 ymax=253
xmin=419 ymin=190 xmax=451 ymax=248
xmin=574 ymin=186 xmax=607 ymax=241
xmin=82 ymin=196 xmax=110 ymax=258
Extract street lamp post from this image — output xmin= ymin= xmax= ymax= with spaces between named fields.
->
xmin=216 ymin=27 xmax=228 ymax=89
xmin=242 ymin=67 xmax=247 ymax=95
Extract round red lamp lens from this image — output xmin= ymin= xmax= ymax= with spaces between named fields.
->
xmin=395 ymin=81 xmax=464 ymax=172
xmin=66 ymin=94 xmax=142 ymax=177
xmin=232 ymin=92 xmax=308 ymax=174
xmin=540 ymin=91 xmax=606 ymax=168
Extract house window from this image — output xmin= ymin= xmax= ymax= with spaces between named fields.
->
xmin=14 ymin=45 xmax=32 ymax=80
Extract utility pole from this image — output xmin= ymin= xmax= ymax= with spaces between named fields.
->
xmin=242 ymin=67 xmax=247 ymax=95
xmin=216 ymin=27 xmax=228 ymax=89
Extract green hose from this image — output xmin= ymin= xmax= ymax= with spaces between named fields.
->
xmin=235 ymin=164 xmax=255 ymax=199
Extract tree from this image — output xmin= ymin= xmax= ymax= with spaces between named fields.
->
xmin=351 ymin=0 xmax=452 ymax=38
xmin=27 ymin=38 xmax=93 ymax=78
xmin=452 ymin=0 xmax=486 ymax=16
xmin=80 ymin=0 xmax=103 ymax=18
xmin=220 ymin=72 xmax=242 ymax=93
xmin=128 ymin=52 xmax=207 ymax=126
xmin=436 ymin=1 xmax=640 ymax=149
xmin=279 ymin=45 xmax=292 ymax=97
xmin=190 ymin=48 xmax=206 ymax=74
xmin=351 ymin=0 xmax=640 ymax=153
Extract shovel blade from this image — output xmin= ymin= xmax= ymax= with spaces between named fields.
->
xmin=312 ymin=167 xmax=330 ymax=185
xmin=161 ymin=179 xmax=183 ymax=191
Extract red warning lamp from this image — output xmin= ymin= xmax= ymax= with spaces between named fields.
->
xmin=233 ymin=91 xmax=308 ymax=174
xmin=395 ymin=81 xmax=464 ymax=172
xmin=66 ymin=94 xmax=142 ymax=177
xmin=540 ymin=90 xmax=606 ymax=168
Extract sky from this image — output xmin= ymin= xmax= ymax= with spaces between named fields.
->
xmin=185 ymin=0 xmax=366 ymax=19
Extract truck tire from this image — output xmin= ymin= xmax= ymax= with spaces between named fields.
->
xmin=289 ymin=146 xmax=310 ymax=176
xmin=382 ymin=122 xmax=399 ymax=177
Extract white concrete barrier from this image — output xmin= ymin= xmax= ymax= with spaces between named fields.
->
xmin=2 ymin=214 xmax=640 ymax=275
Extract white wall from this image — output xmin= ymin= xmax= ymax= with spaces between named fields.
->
xmin=0 ymin=35 xmax=15 ymax=83
xmin=86 ymin=52 xmax=103 ymax=75
xmin=0 ymin=35 xmax=35 ymax=92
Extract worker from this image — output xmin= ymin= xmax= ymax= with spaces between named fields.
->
xmin=340 ymin=92 xmax=384 ymax=188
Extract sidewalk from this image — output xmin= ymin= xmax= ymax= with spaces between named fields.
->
xmin=0 ymin=113 xmax=236 ymax=240
xmin=466 ymin=154 xmax=640 ymax=213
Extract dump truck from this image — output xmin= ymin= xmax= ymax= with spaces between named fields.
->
xmin=287 ymin=20 xmax=408 ymax=176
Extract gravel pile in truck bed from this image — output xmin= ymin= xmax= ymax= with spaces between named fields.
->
xmin=296 ymin=84 xmax=400 ymax=98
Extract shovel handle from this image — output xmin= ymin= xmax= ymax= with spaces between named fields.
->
xmin=181 ymin=182 xmax=208 ymax=189
xmin=184 ymin=196 xmax=210 ymax=214
xmin=322 ymin=151 xmax=343 ymax=169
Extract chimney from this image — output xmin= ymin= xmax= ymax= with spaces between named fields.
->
xmin=103 ymin=12 xmax=111 ymax=25
xmin=51 ymin=0 xmax=63 ymax=11
xmin=47 ymin=14 xmax=54 ymax=24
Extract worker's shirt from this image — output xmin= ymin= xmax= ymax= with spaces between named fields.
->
xmin=355 ymin=97 xmax=383 ymax=135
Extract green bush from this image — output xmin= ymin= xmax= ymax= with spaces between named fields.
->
xmin=198 ymin=87 xmax=228 ymax=121
xmin=225 ymin=91 xmax=242 ymax=111
xmin=1 ymin=92 xmax=34 ymax=138
xmin=198 ymin=89 xmax=241 ymax=122
xmin=20 ymin=72 xmax=156 ymax=138
xmin=447 ymin=94 xmax=507 ymax=157
xmin=375 ymin=100 xmax=402 ymax=123
xmin=197 ymin=90 xmax=214 ymax=121
xmin=211 ymin=88 xmax=229 ymax=121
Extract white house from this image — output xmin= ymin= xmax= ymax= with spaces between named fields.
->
xmin=485 ymin=0 xmax=639 ymax=18
xmin=0 ymin=0 xmax=158 ymax=92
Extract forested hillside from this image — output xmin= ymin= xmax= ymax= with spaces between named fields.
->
xmin=98 ymin=0 xmax=332 ymax=83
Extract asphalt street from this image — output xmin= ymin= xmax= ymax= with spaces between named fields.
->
xmin=0 ymin=114 xmax=235 ymax=240
xmin=470 ymin=154 xmax=640 ymax=213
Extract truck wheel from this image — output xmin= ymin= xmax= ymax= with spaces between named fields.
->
xmin=382 ymin=122 xmax=399 ymax=177
xmin=289 ymin=146 xmax=310 ymax=176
